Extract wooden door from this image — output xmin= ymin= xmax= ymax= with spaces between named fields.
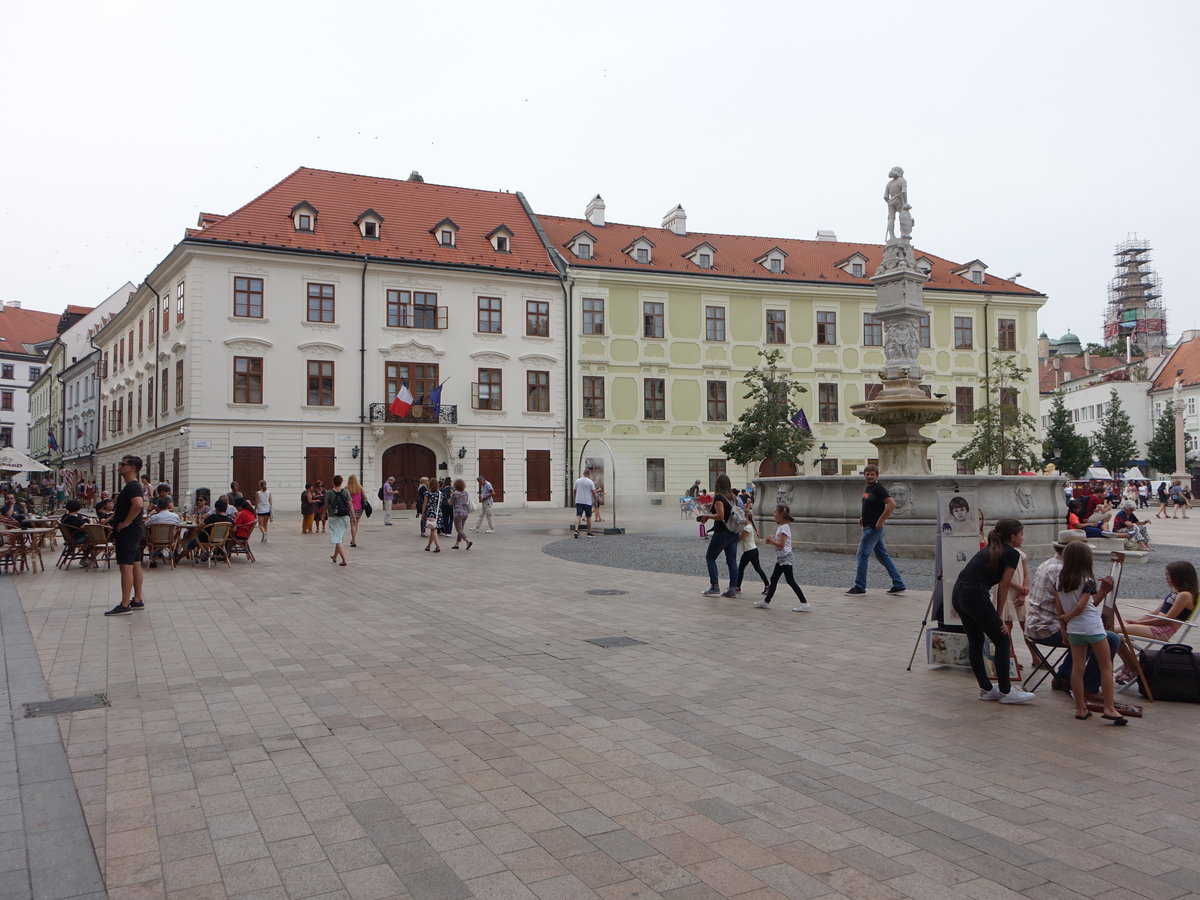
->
xmin=305 ymin=447 xmax=335 ymax=490
xmin=479 ymin=449 xmax=504 ymax=502
xmin=381 ymin=444 xmax=436 ymax=508
xmin=233 ymin=446 xmax=264 ymax=496
xmin=526 ymin=450 xmax=550 ymax=502
xmin=758 ymin=459 xmax=797 ymax=477
xmin=159 ymin=451 xmax=166 ymax=486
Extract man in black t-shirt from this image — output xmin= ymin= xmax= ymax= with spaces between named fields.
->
xmin=104 ymin=455 xmax=146 ymax=616
xmin=846 ymin=465 xmax=907 ymax=596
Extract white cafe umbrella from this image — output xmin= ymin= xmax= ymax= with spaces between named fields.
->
xmin=0 ymin=447 xmax=49 ymax=472
xmin=1121 ymin=466 xmax=1146 ymax=481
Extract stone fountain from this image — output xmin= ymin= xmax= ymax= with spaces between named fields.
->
xmin=754 ymin=167 xmax=1063 ymax=558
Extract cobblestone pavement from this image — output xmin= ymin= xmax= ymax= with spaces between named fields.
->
xmin=8 ymin=506 xmax=1200 ymax=899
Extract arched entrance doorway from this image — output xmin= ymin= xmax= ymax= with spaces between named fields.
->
xmin=758 ymin=459 xmax=798 ymax=477
xmin=382 ymin=443 xmax=436 ymax=508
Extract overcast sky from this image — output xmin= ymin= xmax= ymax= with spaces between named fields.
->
xmin=2 ymin=0 xmax=1194 ymax=348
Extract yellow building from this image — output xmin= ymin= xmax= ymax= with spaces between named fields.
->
xmin=539 ymin=200 xmax=1046 ymax=501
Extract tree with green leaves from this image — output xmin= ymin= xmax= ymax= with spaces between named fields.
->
xmin=1147 ymin=403 xmax=1195 ymax=475
xmin=1042 ymin=391 xmax=1093 ymax=478
xmin=1090 ymin=389 xmax=1138 ymax=475
xmin=953 ymin=353 xmax=1040 ymax=474
xmin=720 ymin=349 xmax=813 ymax=468
xmin=1146 ymin=402 xmax=1179 ymax=476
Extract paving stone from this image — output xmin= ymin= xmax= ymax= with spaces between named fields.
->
xmin=5 ymin=513 xmax=1200 ymax=900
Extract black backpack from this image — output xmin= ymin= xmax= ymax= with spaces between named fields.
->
xmin=331 ymin=489 xmax=351 ymax=518
xmin=377 ymin=485 xmax=386 ymax=501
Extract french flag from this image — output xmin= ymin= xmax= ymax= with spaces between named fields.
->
xmin=389 ymin=382 xmax=414 ymax=417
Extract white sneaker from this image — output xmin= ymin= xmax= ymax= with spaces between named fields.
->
xmin=979 ymin=687 xmax=1003 ymax=701
xmin=999 ymin=688 xmax=1036 ymax=704
xmin=791 ymin=603 xmax=811 ymax=612
xmin=752 ymin=600 xmax=770 ymax=609
xmin=485 ymin=530 xmax=495 ymax=534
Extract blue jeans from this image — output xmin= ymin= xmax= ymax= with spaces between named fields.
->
xmin=853 ymin=527 xmax=905 ymax=591
xmin=705 ymin=530 xmax=739 ymax=588
xmin=1031 ymin=631 xmax=1120 ymax=693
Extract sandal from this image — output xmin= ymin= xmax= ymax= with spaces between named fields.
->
xmin=465 ymin=541 xmax=473 ymax=550
xmin=433 ymin=547 xmax=440 ymax=553
xmin=1115 ymin=666 xmax=1135 ymax=685
xmin=424 ymin=547 xmax=431 ymax=551
xmin=339 ymin=561 xmax=347 ymax=566
xmin=1075 ymin=712 xmax=1092 ymax=720
xmin=1102 ymin=714 xmax=1128 ymax=726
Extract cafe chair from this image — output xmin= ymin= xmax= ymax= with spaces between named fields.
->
xmin=13 ymin=528 xmax=52 ymax=573
xmin=82 ymin=523 xmax=115 ymax=571
xmin=0 ymin=533 xmax=19 ymax=574
xmin=144 ymin=523 xmax=181 ymax=570
xmin=57 ymin=523 xmax=90 ymax=569
xmin=225 ymin=519 xmax=257 ymax=563
xmin=182 ymin=521 xmax=233 ymax=568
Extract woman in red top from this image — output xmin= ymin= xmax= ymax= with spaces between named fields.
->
xmin=233 ymin=498 xmax=257 ymax=540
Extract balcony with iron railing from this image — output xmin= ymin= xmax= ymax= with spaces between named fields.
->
xmin=368 ymin=402 xmax=457 ymax=425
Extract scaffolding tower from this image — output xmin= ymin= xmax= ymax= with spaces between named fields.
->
xmin=1103 ymin=236 xmax=1167 ymax=357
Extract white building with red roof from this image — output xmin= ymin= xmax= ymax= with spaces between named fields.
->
xmin=91 ymin=168 xmax=565 ymax=508
xmin=0 ymin=302 xmax=62 ymax=457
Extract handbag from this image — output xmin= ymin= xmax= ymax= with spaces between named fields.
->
xmin=362 ymin=497 xmax=373 ymax=518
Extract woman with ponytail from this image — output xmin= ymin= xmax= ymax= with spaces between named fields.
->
xmin=951 ymin=518 xmax=1037 ymax=704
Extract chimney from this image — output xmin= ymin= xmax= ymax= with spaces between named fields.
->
xmin=662 ymin=204 xmax=686 ymax=236
xmin=585 ymin=194 xmax=605 ymax=227
xmin=3 ymin=300 xmax=20 ymax=309
xmin=1052 ymin=357 xmax=1061 ymax=370
xmin=815 ymin=230 xmax=837 ymax=242
xmin=407 ymin=170 xmax=424 ymax=182
xmin=1083 ymin=350 xmax=1092 ymax=373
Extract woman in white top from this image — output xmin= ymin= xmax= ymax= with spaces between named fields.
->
xmin=254 ymin=480 xmax=272 ymax=543
xmin=734 ymin=507 xmax=770 ymax=595
xmin=1056 ymin=542 xmax=1123 ymax=725
xmin=754 ymin=505 xmax=810 ymax=612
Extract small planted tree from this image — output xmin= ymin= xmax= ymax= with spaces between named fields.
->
xmin=1090 ymin=388 xmax=1138 ymax=475
xmin=1042 ymin=391 xmax=1093 ymax=478
xmin=1146 ymin=402 xmax=1180 ymax=476
xmin=953 ymin=353 xmax=1040 ymax=474
xmin=720 ymin=349 xmax=813 ymax=468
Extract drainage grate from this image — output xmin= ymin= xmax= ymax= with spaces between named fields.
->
xmin=585 ymin=589 xmax=628 ymax=596
xmin=584 ymin=636 xmax=647 ymax=648
xmin=23 ymin=694 xmax=109 ymax=718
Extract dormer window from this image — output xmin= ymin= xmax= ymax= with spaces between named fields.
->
xmin=486 ymin=225 xmax=514 ymax=253
xmin=290 ymin=201 xmax=319 ymax=233
xmin=354 ymin=209 xmax=384 ymax=240
xmin=834 ymin=251 xmax=870 ymax=278
xmin=916 ymin=256 xmax=933 ymax=276
xmin=565 ymin=230 xmax=597 ymax=261
xmin=622 ymin=236 xmax=655 ymax=265
xmin=429 ymin=218 xmax=460 ymax=248
xmin=950 ymin=259 xmax=988 ymax=285
xmin=754 ymin=246 xmax=788 ymax=275
xmin=684 ymin=242 xmax=717 ymax=270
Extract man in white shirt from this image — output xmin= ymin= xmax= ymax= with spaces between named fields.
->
xmin=145 ymin=496 xmax=181 ymax=527
xmin=472 ymin=476 xmax=495 ymax=533
xmin=573 ymin=468 xmax=598 ymax=538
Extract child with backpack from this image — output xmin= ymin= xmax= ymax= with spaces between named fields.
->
xmin=755 ymin=505 xmax=810 ymax=612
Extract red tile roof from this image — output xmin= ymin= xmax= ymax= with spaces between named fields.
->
xmin=538 ymin=215 xmax=1043 ymax=296
xmin=0 ymin=305 xmax=62 ymax=354
xmin=1151 ymin=333 xmax=1200 ymax=392
xmin=186 ymin=167 xmax=558 ymax=276
xmin=1038 ymin=355 xmax=1137 ymax=393
xmin=64 ymin=305 xmax=93 ymax=316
